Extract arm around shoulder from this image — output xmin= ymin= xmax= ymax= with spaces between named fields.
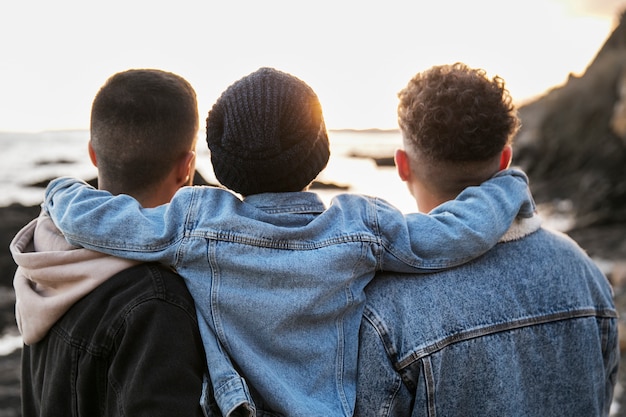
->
xmin=381 ymin=168 xmax=536 ymax=271
xmin=43 ymin=177 xmax=194 ymax=262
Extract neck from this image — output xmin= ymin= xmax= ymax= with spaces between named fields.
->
xmin=97 ymin=178 xmax=177 ymax=208
xmin=412 ymin=184 xmax=454 ymax=213
xmin=135 ymin=189 xmax=175 ymax=208
xmin=408 ymin=154 xmax=502 ymax=213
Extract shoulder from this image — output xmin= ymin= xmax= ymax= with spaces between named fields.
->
xmin=331 ymin=193 xmax=393 ymax=207
xmin=108 ymin=263 xmax=197 ymax=317
xmin=180 ymin=185 xmax=240 ymax=202
xmin=509 ymin=227 xmax=602 ymax=271
xmin=329 ymin=193 xmax=404 ymax=218
xmin=174 ymin=186 xmax=250 ymax=218
xmin=52 ymin=264 xmax=198 ymax=348
xmin=366 ymin=226 xmax=613 ymax=318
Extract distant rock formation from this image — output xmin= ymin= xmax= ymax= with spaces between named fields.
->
xmin=514 ymin=11 xmax=626 ymax=229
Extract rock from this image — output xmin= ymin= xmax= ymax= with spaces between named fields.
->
xmin=514 ymin=11 xmax=626 ymax=229
xmin=620 ymin=322 xmax=626 ymax=352
xmin=612 ymin=261 xmax=626 ymax=288
xmin=610 ymin=67 xmax=626 ymax=142
xmin=0 ymin=204 xmax=41 ymax=289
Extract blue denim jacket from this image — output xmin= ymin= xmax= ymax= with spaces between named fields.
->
xmin=44 ymin=169 xmax=534 ymax=417
xmin=355 ymin=218 xmax=619 ymax=417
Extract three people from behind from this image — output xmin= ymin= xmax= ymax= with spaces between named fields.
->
xmin=41 ymin=67 xmax=533 ymax=416
xmin=12 ymin=63 xmax=615 ymax=417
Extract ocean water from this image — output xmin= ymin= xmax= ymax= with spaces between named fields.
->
xmin=0 ymin=129 xmax=417 ymax=211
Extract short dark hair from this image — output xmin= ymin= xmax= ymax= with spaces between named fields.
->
xmin=398 ymin=62 xmax=519 ymax=163
xmin=90 ymin=69 xmax=198 ymax=195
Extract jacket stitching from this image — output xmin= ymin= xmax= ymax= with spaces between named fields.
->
xmin=397 ymin=309 xmax=618 ymax=369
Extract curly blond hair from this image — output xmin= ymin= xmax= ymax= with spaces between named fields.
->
xmin=398 ymin=63 xmax=519 ymax=163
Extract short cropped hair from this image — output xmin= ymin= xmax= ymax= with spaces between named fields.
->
xmin=398 ymin=63 xmax=519 ymax=163
xmin=90 ymin=69 xmax=198 ymax=195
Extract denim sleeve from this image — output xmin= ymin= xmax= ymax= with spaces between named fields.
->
xmin=379 ymin=168 xmax=535 ymax=271
xmin=43 ymin=177 xmax=189 ymax=264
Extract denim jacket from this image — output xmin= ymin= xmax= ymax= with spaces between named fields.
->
xmin=44 ymin=169 xmax=534 ymax=417
xmin=355 ymin=217 xmax=619 ymax=417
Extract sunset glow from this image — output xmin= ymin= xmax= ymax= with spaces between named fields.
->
xmin=0 ymin=0 xmax=622 ymax=132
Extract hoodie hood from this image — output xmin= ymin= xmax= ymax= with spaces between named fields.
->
xmin=9 ymin=211 xmax=138 ymax=345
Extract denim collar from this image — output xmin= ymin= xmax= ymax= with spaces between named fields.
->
xmin=243 ymin=191 xmax=326 ymax=214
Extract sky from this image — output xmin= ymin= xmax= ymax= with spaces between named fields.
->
xmin=1 ymin=0 xmax=624 ymax=132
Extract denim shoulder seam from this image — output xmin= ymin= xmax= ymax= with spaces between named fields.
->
xmin=397 ymin=308 xmax=617 ymax=369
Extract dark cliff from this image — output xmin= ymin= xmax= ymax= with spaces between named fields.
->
xmin=514 ymin=12 xmax=626 ymax=230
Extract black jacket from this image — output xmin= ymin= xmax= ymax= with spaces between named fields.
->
xmin=21 ymin=263 xmax=207 ymax=416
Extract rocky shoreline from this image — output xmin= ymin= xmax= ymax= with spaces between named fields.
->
xmin=1 ymin=203 xmax=39 ymax=416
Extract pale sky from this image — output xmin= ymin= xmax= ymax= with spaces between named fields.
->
xmin=1 ymin=0 xmax=623 ymax=132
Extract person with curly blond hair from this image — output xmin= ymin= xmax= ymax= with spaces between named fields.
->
xmin=355 ymin=63 xmax=618 ymax=416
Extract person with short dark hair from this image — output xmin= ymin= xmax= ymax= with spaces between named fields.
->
xmin=89 ymin=68 xmax=199 ymax=201
xmin=41 ymin=67 xmax=534 ymax=416
xmin=10 ymin=69 xmax=207 ymax=417
xmin=355 ymin=63 xmax=619 ymax=416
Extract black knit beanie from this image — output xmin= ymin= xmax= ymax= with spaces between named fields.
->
xmin=206 ymin=67 xmax=330 ymax=196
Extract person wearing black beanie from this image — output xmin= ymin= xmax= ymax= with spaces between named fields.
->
xmin=206 ymin=67 xmax=330 ymax=196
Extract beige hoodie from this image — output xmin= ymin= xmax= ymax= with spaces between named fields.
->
xmin=9 ymin=211 xmax=138 ymax=345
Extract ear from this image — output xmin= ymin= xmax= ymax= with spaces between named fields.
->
xmin=88 ymin=141 xmax=98 ymax=167
xmin=499 ymin=145 xmax=513 ymax=170
xmin=395 ymin=149 xmax=411 ymax=182
xmin=176 ymin=150 xmax=196 ymax=186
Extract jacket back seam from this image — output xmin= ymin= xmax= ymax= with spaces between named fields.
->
xmin=397 ymin=308 xmax=617 ymax=369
